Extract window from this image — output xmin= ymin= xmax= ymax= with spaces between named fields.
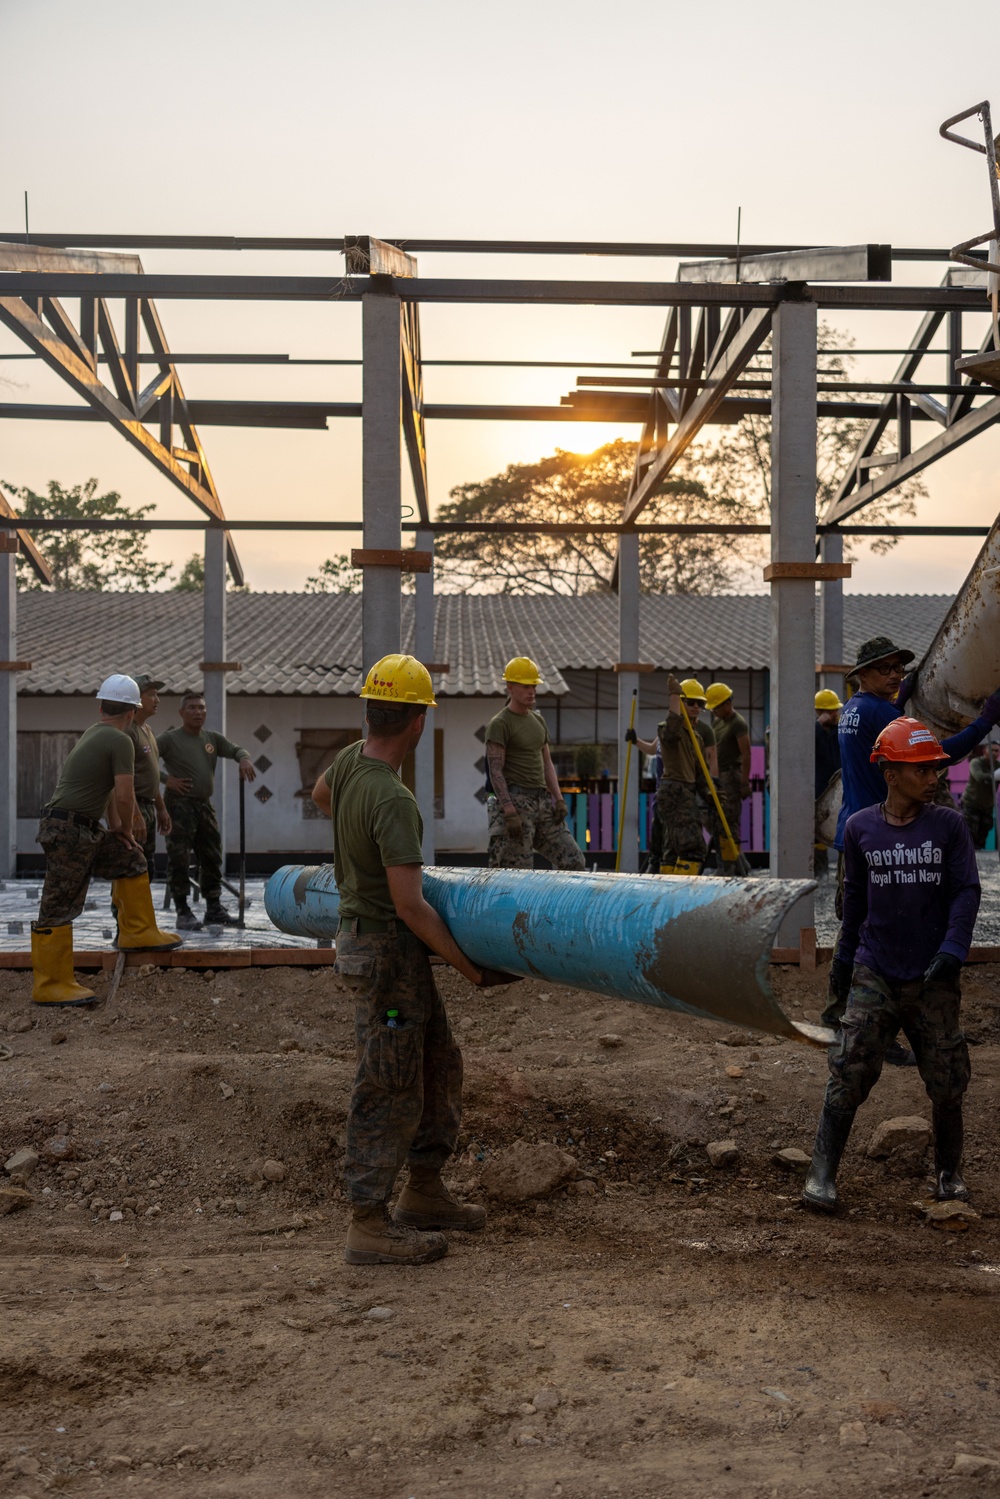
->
xmin=17 ymin=731 xmax=82 ymax=818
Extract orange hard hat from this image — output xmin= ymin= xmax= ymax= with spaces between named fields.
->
xmin=870 ymin=716 xmax=949 ymax=765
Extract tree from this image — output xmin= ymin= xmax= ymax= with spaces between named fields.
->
xmin=174 ymin=553 xmax=205 ymax=591
xmin=4 ymin=478 xmax=174 ymax=591
xmin=304 ymin=555 xmax=363 ymax=593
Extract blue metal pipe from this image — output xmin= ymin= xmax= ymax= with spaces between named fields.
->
xmin=264 ymin=865 xmax=828 ymax=1046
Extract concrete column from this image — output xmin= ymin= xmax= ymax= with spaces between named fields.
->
xmin=617 ymin=530 xmax=641 ymax=873
xmin=413 ymin=527 xmax=436 ymax=866
xmin=203 ymin=526 xmax=228 ymax=849
xmin=769 ymin=299 xmax=817 ymax=940
xmin=819 ymin=530 xmax=845 ymax=693
xmin=0 ymin=549 xmax=16 ymax=877
xmin=362 ymin=292 xmax=403 ymax=669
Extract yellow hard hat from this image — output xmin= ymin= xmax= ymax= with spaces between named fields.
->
xmin=679 ymin=677 xmax=707 ymax=704
xmin=360 ymin=653 xmax=437 ymax=707
xmin=815 ymin=689 xmax=843 ymax=711
xmin=503 ymin=656 xmax=542 ymax=686
xmin=705 ymin=683 xmax=732 ymax=711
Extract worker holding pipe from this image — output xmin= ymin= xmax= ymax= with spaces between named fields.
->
xmin=313 ymin=653 xmax=507 ymax=1268
xmin=825 ymin=635 xmax=1000 ymax=1031
xmin=706 ymin=683 xmax=751 ymax=874
xmin=803 ymin=717 xmax=980 ymax=1215
xmin=485 ymin=657 xmax=585 ymax=871
xmin=30 ymin=674 xmax=181 ymax=1008
xmin=629 ymin=675 xmax=717 ymax=874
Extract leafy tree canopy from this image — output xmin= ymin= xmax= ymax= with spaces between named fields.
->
xmin=5 ymin=478 xmax=173 ymax=591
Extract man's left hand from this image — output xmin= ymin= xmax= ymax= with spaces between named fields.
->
xmin=112 ymin=828 xmax=142 ymax=852
xmin=552 ymin=800 xmax=568 ymax=821
xmin=923 ymin=951 xmax=962 ymax=987
xmin=238 ymin=758 xmax=257 ymax=783
xmin=157 ymin=808 xmax=172 ymax=836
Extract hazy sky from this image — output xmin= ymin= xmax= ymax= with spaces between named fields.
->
xmin=2 ymin=0 xmax=998 ymax=595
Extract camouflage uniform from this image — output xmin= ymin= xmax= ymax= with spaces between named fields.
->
xmin=824 ymin=961 xmax=970 ymax=1115
xmin=655 ymin=780 xmax=705 ymax=866
xmin=335 ymin=924 xmax=463 ymax=1205
xmin=716 ymin=766 xmax=744 ymax=845
xmin=487 ymin=786 xmax=585 ymax=871
xmin=36 ymin=813 xmax=146 ymax=928
xmin=164 ymin=793 xmax=223 ymax=907
xmin=136 ymin=800 xmax=157 ymax=882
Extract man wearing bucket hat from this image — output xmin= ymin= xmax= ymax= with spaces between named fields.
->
xmin=30 ymin=674 xmax=181 ymax=1008
xmin=485 ymin=656 xmax=585 ymax=871
xmin=129 ymin=673 xmax=171 ymax=882
xmin=803 ymin=716 xmax=980 ymax=1214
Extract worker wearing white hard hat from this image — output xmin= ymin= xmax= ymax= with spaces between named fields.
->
xmin=30 ymin=674 xmax=182 ymax=1009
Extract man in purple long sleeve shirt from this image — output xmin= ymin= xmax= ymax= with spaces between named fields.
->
xmin=803 ymin=717 xmax=980 ymax=1216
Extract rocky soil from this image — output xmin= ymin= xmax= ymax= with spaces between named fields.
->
xmin=3 ymin=957 xmax=1000 ymax=1498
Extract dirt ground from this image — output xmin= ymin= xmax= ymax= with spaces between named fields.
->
xmin=3 ymin=956 xmax=1000 ymax=1499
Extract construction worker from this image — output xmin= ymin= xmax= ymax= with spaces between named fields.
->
xmin=130 ymin=674 xmax=171 ymax=881
xmin=814 ymin=689 xmax=843 ymax=876
xmin=826 ymin=636 xmax=1000 ymax=1030
xmin=31 ymin=674 xmax=181 ymax=1007
xmin=312 ymin=653 xmax=508 ymax=1267
xmin=629 ymin=675 xmax=717 ymax=874
xmin=158 ymin=691 xmax=256 ymax=929
xmin=706 ymin=682 xmax=750 ymax=873
xmin=960 ymin=743 xmax=998 ymax=849
xmin=485 ymin=657 xmax=585 ymax=871
xmin=803 ymin=717 xmax=980 ymax=1215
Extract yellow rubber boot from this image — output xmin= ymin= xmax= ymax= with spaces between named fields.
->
xmin=673 ymin=858 xmax=703 ymax=877
xmin=659 ymin=863 xmax=676 ymax=874
xmin=31 ymin=926 xmax=96 ymax=1007
xmin=111 ymin=876 xmax=182 ymax=952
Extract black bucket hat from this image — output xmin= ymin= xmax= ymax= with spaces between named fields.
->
xmin=133 ymin=673 xmax=165 ymax=694
xmin=847 ymin=635 xmax=914 ymax=681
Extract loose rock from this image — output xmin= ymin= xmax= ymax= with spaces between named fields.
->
xmin=0 ymin=1188 xmax=33 ymax=1215
xmin=7 ymin=1015 xmax=32 ymax=1035
xmin=918 ymin=1200 xmax=979 ymax=1231
xmin=532 ymin=1386 xmax=561 ymax=1412
xmin=41 ymin=1135 xmax=75 ymax=1162
xmin=598 ymin=1034 xmax=624 ymax=1049
xmin=773 ymin=1148 xmax=811 ymax=1172
xmin=706 ymin=1139 xmax=740 ymax=1169
xmin=839 ymin=1421 xmax=868 ymax=1448
xmin=262 ymin=1159 xmax=286 ymax=1183
xmin=366 ymin=1305 xmax=394 ymax=1321
xmin=50 ymin=1031 xmax=67 ymax=1046
xmin=953 ymin=1453 xmax=1000 ymax=1476
xmin=867 ymin=1116 xmax=931 ymax=1160
xmin=106 ymin=1455 xmax=133 ymax=1472
xmin=137 ymin=964 xmax=156 ymax=978
xmin=725 ymin=1065 xmax=744 ymax=1079
xmin=4 ymin=1146 xmax=39 ymax=1179
xmin=480 ymin=1141 xmax=578 ymax=1202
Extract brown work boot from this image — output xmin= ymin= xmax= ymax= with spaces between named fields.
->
xmin=393 ymin=1168 xmax=487 ymax=1232
xmin=344 ymin=1203 xmax=448 ymax=1266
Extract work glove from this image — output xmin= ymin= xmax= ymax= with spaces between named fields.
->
xmin=829 ymin=955 xmax=854 ymax=1003
xmin=923 ymin=951 xmax=962 ymax=987
xmin=896 ymin=669 xmax=917 ymax=710
xmin=552 ymin=800 xmax=568 ymax=821
xmin=625 ymin=727 xmax=637 ymax=745
xmin=504 ymin=810 xmax=524 ymax=841
xmin=476 ymin=967 xmax=524 ymax=988
xmin=981 ymin=688 xmax=1000 ymax=728
xmin=667 ymin=673 xmax=683 ymax=696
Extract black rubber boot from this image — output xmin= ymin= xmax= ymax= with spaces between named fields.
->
xmin=204 ymin=902 xmax=236 ymax=926
xmin=802 ymin=1105 xmax=856 ymax=1214
xmin=175 ymin=905 xmax=203 ymax=932
xmin=884 ymin=1038 xmax=917 ymax=1067
xmin=933 ymin=1103 xmax=969 ymax=1201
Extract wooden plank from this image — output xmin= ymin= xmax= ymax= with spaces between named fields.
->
xmin=763 ymin=562 xmax=852 ymax=580
xmin=199 ymin=661 xmax=243 ymax=672
xmin=351 ymin=548 xmax=433 ymax=572
xmin=613 ymin=662 xmax=655 ymax=673
xmin=799 ymin=927 xmax=817 ymax=974
xmin=344 ymin=235 xmax=418 ymax=278
xmin=251 ymin=948 xmax=337 ymax=966
xmin=0 ymin=661 xmax=31 ymax=669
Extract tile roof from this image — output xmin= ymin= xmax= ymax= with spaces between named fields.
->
xmin=14 ymin=590 xmax=954 ymax=697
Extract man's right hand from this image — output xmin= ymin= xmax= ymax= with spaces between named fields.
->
xmin=625 ymin=727 xmax=637 ymax=744
xmin=982 ymin=688 xmax=1000 ymax=727
xmin=476 ymin=967 xmax=524 ymax=988
xmin=829 ymin=955 xmax=853 ymax=1003
xmin=165 ymin=775 xmax=193 ymax=794
xmin=504 ymin=809 xmax=523 ymax=840
xmin=667 ymin=673 xmax=682 ymax=696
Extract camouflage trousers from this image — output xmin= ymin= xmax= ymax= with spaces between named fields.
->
xmin=137 ymin=800 xmax=157 ymax=882
xmin=335 ymin=925 xmax=463 ymax=1206
xmin=165 ymin=793 xmax=222 ymax=906
xmin=961 ymin=802 xmax=994 ymax=851
xmin=35 ymin=813 xmax=146 ymax=928
xmin=716 ymin=767 xmax=744 ymax=845
xmin=487 ymin=786 xmax=585 ymax=871
xmin=824 ymin=962 xmax=970 ymax=1114
xmin=655 ymin=779 xmax=706 ymax=866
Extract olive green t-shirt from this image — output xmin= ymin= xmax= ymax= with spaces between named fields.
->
xmin=325 ymin=741 xmax=423 ymax=922
xmin=129 ymin=720 xmax=160 ymax=801
xmin=485 ymin=707 xmax=550 ymax=790
xmin=657 ymin=711 xmax=715 ymax=785
xmin=156 ymin=727 xmax=248 ymax=802
xmin=714 ymin=710 xmax=749 ymax=772
xmin=49 ymin=722 xmax=135 ymax=822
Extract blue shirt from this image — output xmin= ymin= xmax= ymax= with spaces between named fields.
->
xmin=834 ymin=692 xmax=990 ymax=849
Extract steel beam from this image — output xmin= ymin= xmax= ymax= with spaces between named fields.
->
xmin=203 ymin=528 xmax=228 ymax=853
xmin=769 ymin=301 xmax=817 ymax=941
xmin=0 ymin=492 xmax=53 ymax=583
xmin=401 ymin=302 xmax=429 ymax=522
xmin=617 ymin=531 xmax=641 ymax=873
xmin=678 ymin=244 xmax=891 ymax=284
xmin=819 ymin=532 xmax=845 ymax=693
xmin=413 ymin=528 xmax=436 ymax=866
xmin=362 ymin=292 xmax=403 ymax=670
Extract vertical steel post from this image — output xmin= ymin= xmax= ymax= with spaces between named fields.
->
xmin=0 ymin=547 xmax=17 ymax=877
xmin=617 ymin=530 xmax=641 ymax=873
xmin=203 ymin=526 xmax=228 ymax=854
xmin=362 ymin=292 xmax=403 ymax=669
xmin=413 ymin=526 xmax=436 ymax=867
xmin=770 ymin=299 xmax=817 ymax=941
xmin=819 ymin=530 xmax=844 ymax=694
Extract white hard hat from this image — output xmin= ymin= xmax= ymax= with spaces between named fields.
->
xmin=96 ymin=673 xmax=142 ymax=707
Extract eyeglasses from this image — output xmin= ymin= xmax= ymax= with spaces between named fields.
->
xmin=869 ymin=659 xmax=905 ymax=676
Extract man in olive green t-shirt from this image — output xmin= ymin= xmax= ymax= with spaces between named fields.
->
xmin=311 ymin=653 xmax=509 ymax=1269
xmin=707 ymin=682 xmax=751 ymax=873
xmin=129 ymin=673 xmax=172 ymax=882
xmin=485 ymin=655 xmax=585 ymax=871
xmin=157 ymin=691 xmax=256 ymax=928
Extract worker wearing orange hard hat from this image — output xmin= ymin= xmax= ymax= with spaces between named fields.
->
xmin=803 ymin=717 xmax=980 ymax=1216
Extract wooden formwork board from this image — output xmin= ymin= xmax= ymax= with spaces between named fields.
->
xmin=0 ymin=947 xmax=338 ymax=971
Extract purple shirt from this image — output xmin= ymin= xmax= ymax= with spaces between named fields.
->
xmin=837 ymin=803 xmax=980 ymax=982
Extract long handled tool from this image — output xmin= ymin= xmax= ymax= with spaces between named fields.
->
xmin=678 ymin=705 xmax=751 ymax=876
xmin=238 ymin=775 xmax=247 ymax=929
xmin=615 ymin=689 xmax=638 ymax=873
